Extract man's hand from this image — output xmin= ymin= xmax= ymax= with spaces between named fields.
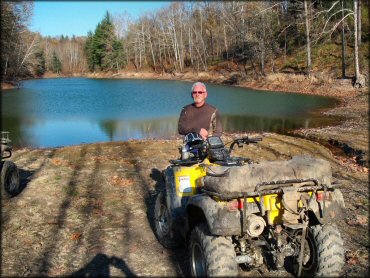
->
xmin=199 ymin=128 xmax=208 ymax=140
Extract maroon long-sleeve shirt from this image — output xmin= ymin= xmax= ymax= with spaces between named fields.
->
xmin=178 ymin=103 xmax=223 ymax=136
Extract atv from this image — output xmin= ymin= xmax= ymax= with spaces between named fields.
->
xmin=154 ymin=133 xmax=345 ymax=277
xmin=1 ymin=131 xmax=20 ymax=199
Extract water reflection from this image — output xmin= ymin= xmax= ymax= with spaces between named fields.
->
xmin=221 ymin=114 xmax=340 ymax=134
xmin=98 ymin=117 xmax=179 ymax=141
xmin=2 ymin=114 xmax=340 ymax=148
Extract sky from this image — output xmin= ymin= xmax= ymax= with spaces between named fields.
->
xmin=30 ymin=1 xmax=172 ymax=37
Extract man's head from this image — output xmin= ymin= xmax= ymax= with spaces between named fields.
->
xmin=191 ymin=82 xmax=207 ymax=107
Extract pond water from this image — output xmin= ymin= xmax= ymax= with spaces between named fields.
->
xmin=2 ymin=78 xmax=338 ymax=148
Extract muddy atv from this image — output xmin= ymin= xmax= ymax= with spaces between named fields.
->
xmin=154 ymin=133 xmax=345 ymax=277
xmin=1 ymin=132 xmax=20 ymax=199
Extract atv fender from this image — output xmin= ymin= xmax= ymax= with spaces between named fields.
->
xmin=310 ymin=189 xmax=346 ymax=224
xmin=187 ymin=194 xmax=241 ymax=236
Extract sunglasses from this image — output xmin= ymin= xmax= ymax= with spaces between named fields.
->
xmin=192 ymin=91 xmax=205 ymax=95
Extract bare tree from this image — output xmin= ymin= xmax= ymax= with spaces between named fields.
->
xmin=341 ymin=0 xmax=346 ymax=78
xmin=304 ymin=0 xmax=312 ymax=75
xmin=353 ymin=0 xmax=363 ymax=87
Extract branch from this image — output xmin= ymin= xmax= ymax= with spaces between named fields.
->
xmin=254 ymin=2 xmax=283 ymax=17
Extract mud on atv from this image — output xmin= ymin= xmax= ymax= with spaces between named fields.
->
xmin=154 ymin=133 xmax=345 ymax=277
xmin=1 ymin=132 xmax=20 ymax=199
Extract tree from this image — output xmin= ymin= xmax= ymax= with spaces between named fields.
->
xmin=304 ymin=0 xmax=312 ymax=75
xmin=353 ymin=0 xmax=364 ymax=87
xmin=84 ymin=11 xmax=126 ymax=72
xmin=51 ymin=51 xmax=62 ymax=74
xmin=84 ymin=31 xmax=95 ymax=71
xmin=34 ymin=49 xmax=46 ymax=76
xmin=1 ymin=2 xmax=36 ymax=83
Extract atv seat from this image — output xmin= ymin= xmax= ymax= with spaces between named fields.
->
xmin=203 ymin=156 xmax=332 ymax=195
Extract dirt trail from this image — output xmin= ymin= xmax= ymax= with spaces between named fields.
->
xmin=2 ymin=133 xmax=368 ymax=277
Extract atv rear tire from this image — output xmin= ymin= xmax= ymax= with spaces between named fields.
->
xmin=189 ymin=223 xmax=238 ymax=277
xmin=297 ymin=224 xmax=344 ymax=277
xmin=1 ymin=160 xmax=20 ymax=199
xmin=154 ymin=191 xmax=181 ymax=248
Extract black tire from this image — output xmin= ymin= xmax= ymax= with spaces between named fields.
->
xmin=154 ymin=191 xmax=181 ymax=248
xmin=189 ymin=223 xmax=238 ymax=277
xmin=1 ymin=160 xmax=20 ymax=199
xmin=295 ymin=224 xmax=345 ymax=277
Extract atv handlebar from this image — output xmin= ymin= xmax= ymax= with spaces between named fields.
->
xmin=229 ymin=136 xmax=262 ymax=151
xmin=173 ymin=134 xmax=263 ymax=165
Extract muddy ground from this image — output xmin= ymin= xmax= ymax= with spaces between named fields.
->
xmin=1 ymin=131 xmax=368 ymax=277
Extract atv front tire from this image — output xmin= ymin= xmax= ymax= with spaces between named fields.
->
xmin=297 ymin=224 xmax=344 ymax=277
xmin=154 ymin=191 xmax=181 ymax=248
xmin=1 ymin=160 xmax=20 ymax=199
xmin=189 ymin=223 xmax=238 ymax=277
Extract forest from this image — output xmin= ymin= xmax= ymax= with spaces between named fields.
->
xmin=1 ymin=1 xmax=368 ymax=87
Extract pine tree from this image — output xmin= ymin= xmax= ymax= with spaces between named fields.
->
xmin=84 ymin=31 xmax=95 ymax=71
xmin=51 ymin=51 xmax=62 ymax=74
xmin=84 ymin=11 xmax=126 ymax=72
xmin=34 ymin=49 xmax=46 ymax=76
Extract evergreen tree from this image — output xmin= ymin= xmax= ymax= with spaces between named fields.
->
xmin=84 ymin=11 xmax=126 ymax=72
xmin=34 ymin=49 xmax=46 ymax=76
xmin=103 ymin=39 xmax=126 ymax=70
xmin=51 ymin=51 xmax=62 ymax=74
xmin=84 ymin=31 xmax=95 ymax=71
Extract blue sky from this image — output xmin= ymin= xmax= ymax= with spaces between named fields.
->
xmin=30 ymin=1 xmax=172 ymax=37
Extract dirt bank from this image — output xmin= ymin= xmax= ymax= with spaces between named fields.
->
xmin=33 ymin=69 xmax=361 ymax=98
xmin=1 ymin=82 xmax=16 ymax=90
xmin=1 ymin=133 xmax=368 ymax=276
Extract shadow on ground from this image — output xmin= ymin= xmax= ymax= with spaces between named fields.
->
xmin=72 ymin=253 xmax=136 ymax=277
xmin=14 ymin=168 xmax=34 ymax=197
xmin=146 ymin=167 xmax=189 ymax=276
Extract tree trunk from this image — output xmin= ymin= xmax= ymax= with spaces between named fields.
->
xmin=341 ymin=0 xmax=346 ymax=78
xmin=353 ymin=0 xmax=364 ymax=87
xmin=358 ymin=0 xmax=361 ymax=45
xmin=223 ymin=24 xmax=228 ymax=60
xmin=284 ymin=29 xmax=287 ymax=63
xmin=260 ymin=14 xmax=265 ymax=76
xmin=304 ymin=0 xmax=312 ymax=75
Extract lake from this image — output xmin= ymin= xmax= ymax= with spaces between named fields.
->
xmin=2 ymin=78 xmax=338 ymax=148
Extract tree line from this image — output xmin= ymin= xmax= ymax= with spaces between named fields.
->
xmin=1 ymin=1 xmax=368 ymax=87
xmin=1 ymin=2 xmax=87 ymax=84
xmin=116 ymin=0 xmax=367 ymax=86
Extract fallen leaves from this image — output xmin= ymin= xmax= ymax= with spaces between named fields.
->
xmin=109 ymin=175 xmax=135 ymax=187
xmin=345 ymin=250 xmax=368 ymax=266
xmin=91 ymin=156 xmax=110 ymax=162
xmin=70 ymin=232 xmax=82 ymax=241
xmin=346 ymin=214 xmax=368 ymax=227
xmin=51 ymin=158 xmax=68 ymax=166
xmin=333 ymin=155 xmax=368 ymax=173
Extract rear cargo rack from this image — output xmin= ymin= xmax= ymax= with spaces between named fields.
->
xmin=201 ymin=178 xmax=332 ymax=201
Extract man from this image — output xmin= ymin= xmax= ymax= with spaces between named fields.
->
xmin=178 ymin=82 xmax=223 ymax=140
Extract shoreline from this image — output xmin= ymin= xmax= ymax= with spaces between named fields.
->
xmin=2 ymin=70 xmax=361 ymax=99
xmin=2 ymin=71 xmax=368 ymax=167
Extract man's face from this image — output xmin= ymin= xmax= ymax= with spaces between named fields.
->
xmin=192 ymin=86 xmax=207 ymax=107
